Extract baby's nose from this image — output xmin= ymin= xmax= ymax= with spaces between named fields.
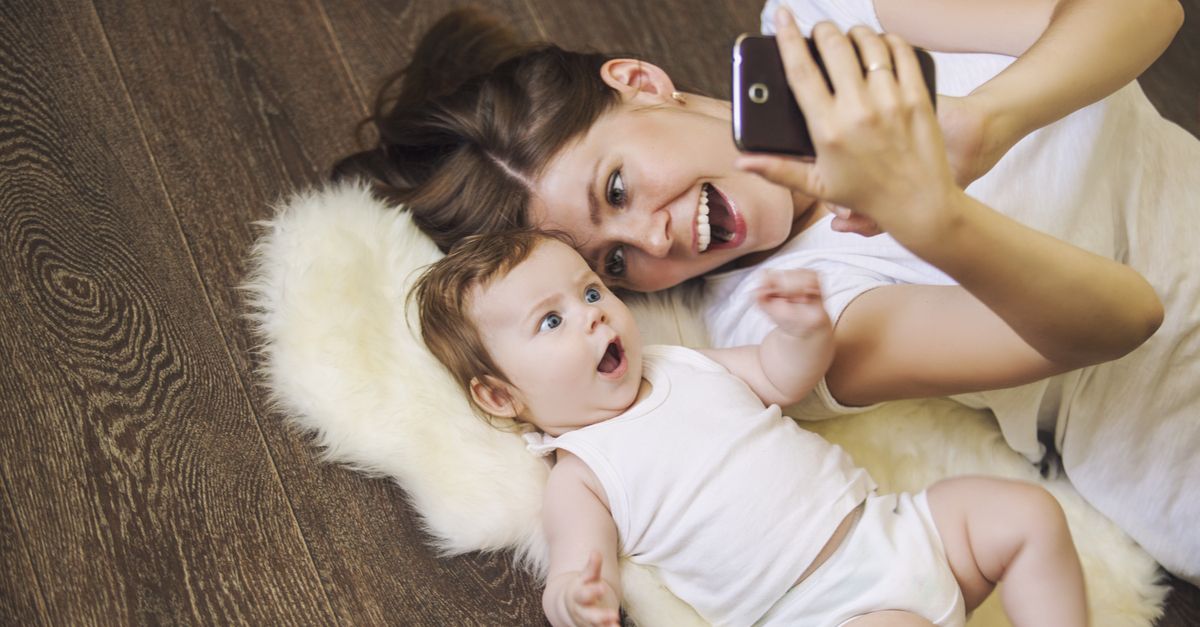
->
xmin=586 ymin=305 xmax=607 ymax=330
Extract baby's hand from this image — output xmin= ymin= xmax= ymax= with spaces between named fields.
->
xmin=565 ymin=552 xmax=620 ymax=627
xmin=755 ymin=269 xmax=832 ymax=338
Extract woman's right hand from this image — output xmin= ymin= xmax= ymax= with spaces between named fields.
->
xmin=738 ymin=11 xmax=963 ymax=247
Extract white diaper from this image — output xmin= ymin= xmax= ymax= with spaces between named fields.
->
xmin=755 ymin=491 xmax=966 ymax=627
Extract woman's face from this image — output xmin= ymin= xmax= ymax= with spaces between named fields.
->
xmin=528 ymin=97 xmax=799 ymax=292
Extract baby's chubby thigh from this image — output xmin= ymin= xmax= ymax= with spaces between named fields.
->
xmin=925 ymin=475 xmax=1077 ymax=615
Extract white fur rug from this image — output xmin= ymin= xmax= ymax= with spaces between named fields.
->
xmin=243 ymin=183 xmax=1167 ymax=626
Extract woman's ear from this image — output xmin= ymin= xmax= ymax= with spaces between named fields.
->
xmin=470 ymin=375 xmax=524 ymax=418
xmin=600 ymin=58 xmax=678 ymax=105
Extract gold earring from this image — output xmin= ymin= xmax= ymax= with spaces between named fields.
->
xmin=671 ymin=91 xmax=688 ymax=105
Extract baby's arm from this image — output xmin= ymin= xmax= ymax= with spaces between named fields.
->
xmin=542 ymin=452 xmax=622 ymax=627
xmin=701 ymin=268 xmax=835 ymax=407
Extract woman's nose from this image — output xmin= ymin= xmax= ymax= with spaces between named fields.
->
xmin=634 ymin=208 xmax=672 ymax=258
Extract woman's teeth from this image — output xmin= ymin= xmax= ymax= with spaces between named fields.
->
xmin=698 ymin=183 xmax=735 ymax=252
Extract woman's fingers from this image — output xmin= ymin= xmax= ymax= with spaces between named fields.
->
xmin=809 ymin=21 xmax=867 ymax=101
xmin=886 ymin=34 xmax=933 ymax=113
xmin=886 ymin=33 xmax=954 ymax=174
xmin=736 ymin=154 xmax=823 ymax=199
xmin=830 ymin=205 xmax=884 ymax=236
xmin=773 ymin=8 xmax=833 ymax=119
xmin=849 ymin=26 xmax=893 ymax=78
xmin=849 ymin=26 xmax=900 ymax=107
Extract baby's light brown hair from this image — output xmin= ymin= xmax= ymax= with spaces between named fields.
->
xmin=411 ymin=228 xmax=568 ymax=425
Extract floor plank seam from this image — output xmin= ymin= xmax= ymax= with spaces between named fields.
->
xmin=312 ymin=0 xmax=369 ymax=117
xmin=522 ymin=0 xmax=551 ymax=40
xmin=1 ymin=462 xmax=52 ymax=624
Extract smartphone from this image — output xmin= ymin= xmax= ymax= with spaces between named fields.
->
xmin=732 ymin=34 xmax=937 ymax=156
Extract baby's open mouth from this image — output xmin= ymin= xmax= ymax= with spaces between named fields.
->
xmin=697 ymin=182 xmax=740 ymax=253
xmin=597 ymin=338 xmax=625 ymax=374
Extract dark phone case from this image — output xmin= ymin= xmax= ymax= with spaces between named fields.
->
xmin=732 ymin=35 xmax=937 ymax=156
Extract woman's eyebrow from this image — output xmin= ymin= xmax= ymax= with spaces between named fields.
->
xmin=587 ymin=159 xmax=602 ymax=226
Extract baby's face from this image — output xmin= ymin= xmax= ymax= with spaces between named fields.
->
xmin=472 ymin=239 xmax=644 ymax=435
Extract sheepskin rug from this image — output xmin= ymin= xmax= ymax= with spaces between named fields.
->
xmin=243 ymin=182 xmax=1167 ymax=626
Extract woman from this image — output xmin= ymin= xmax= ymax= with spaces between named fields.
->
xmin=333 ymin=1 xmax=1197 ymax=583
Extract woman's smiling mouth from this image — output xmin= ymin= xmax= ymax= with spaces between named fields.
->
xmin=696 ymin=182 xmax=745 ymax=253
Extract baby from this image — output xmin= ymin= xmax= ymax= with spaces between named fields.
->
xmin=412 ymin=230 xmax=1087 ymax=627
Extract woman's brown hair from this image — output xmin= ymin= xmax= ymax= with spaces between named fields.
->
xmin=332 ymin=7 xmax=623 ymax=253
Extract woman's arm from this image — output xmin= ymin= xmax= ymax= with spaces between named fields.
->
xmin=542 ymin=454 xmax=622 ymax=627
xmin=827 ymin=183 xmax=1164 ymax=405
xmin=876 ymin=0 xmax=1185 ymax=185
xmin=738 ymin=15 xmax=1163 ymax=403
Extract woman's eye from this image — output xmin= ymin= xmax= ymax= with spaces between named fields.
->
xmin=538 ymin=313 xmax=563 ymax=333
xmin=584 ymin=286 xmax=602 ymax=303
xmin=604 ymin=246 xmax=626 ymax=278
xmin=606 ymin=170 xmax=626 ymax=207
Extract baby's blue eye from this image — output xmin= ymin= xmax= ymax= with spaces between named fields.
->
xmin=585 ymin=286 xmax=602 ymax=303
xmin=538 ymin=313 xmax=563 ymax=333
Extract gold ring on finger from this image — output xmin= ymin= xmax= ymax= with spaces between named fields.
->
xmin=865 ymin=62 xmax=893 ymax=73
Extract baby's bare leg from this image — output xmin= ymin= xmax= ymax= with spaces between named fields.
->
xmin=842 ymin=610 xmax=935 ymax=626
xmin=927 ymin=476 xmax=1087 ymax=627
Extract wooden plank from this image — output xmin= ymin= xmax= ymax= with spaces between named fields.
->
xmin=86 ymin=0 xmax=547 ymax=622
xmin=284 ymin=469 xmax=548 ymax=624
xmin=523 ymin=0 xmax=763 ymax=99
xmin=0 ymin=0 xmax=333 ymax=623
xmin=317 ymin=0 xmax=545 ymax=111
xmin=1161 ymin=575 xmax=1200 ymax=627
xmin=1138 ymin=0 xmax=1200 ymax=138
xmin=0 ymin=477 xmax=48 ymax=625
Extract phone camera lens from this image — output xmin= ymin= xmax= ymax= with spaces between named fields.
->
xmin=749 ymin=83 xmax=769 ymax=104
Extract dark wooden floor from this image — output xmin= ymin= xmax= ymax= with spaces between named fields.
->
xmin=1 ymin=0 xmax=1196 ymax=624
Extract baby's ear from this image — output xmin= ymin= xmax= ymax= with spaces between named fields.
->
xmin=469 ymin=375 xmax=523 ymax=418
